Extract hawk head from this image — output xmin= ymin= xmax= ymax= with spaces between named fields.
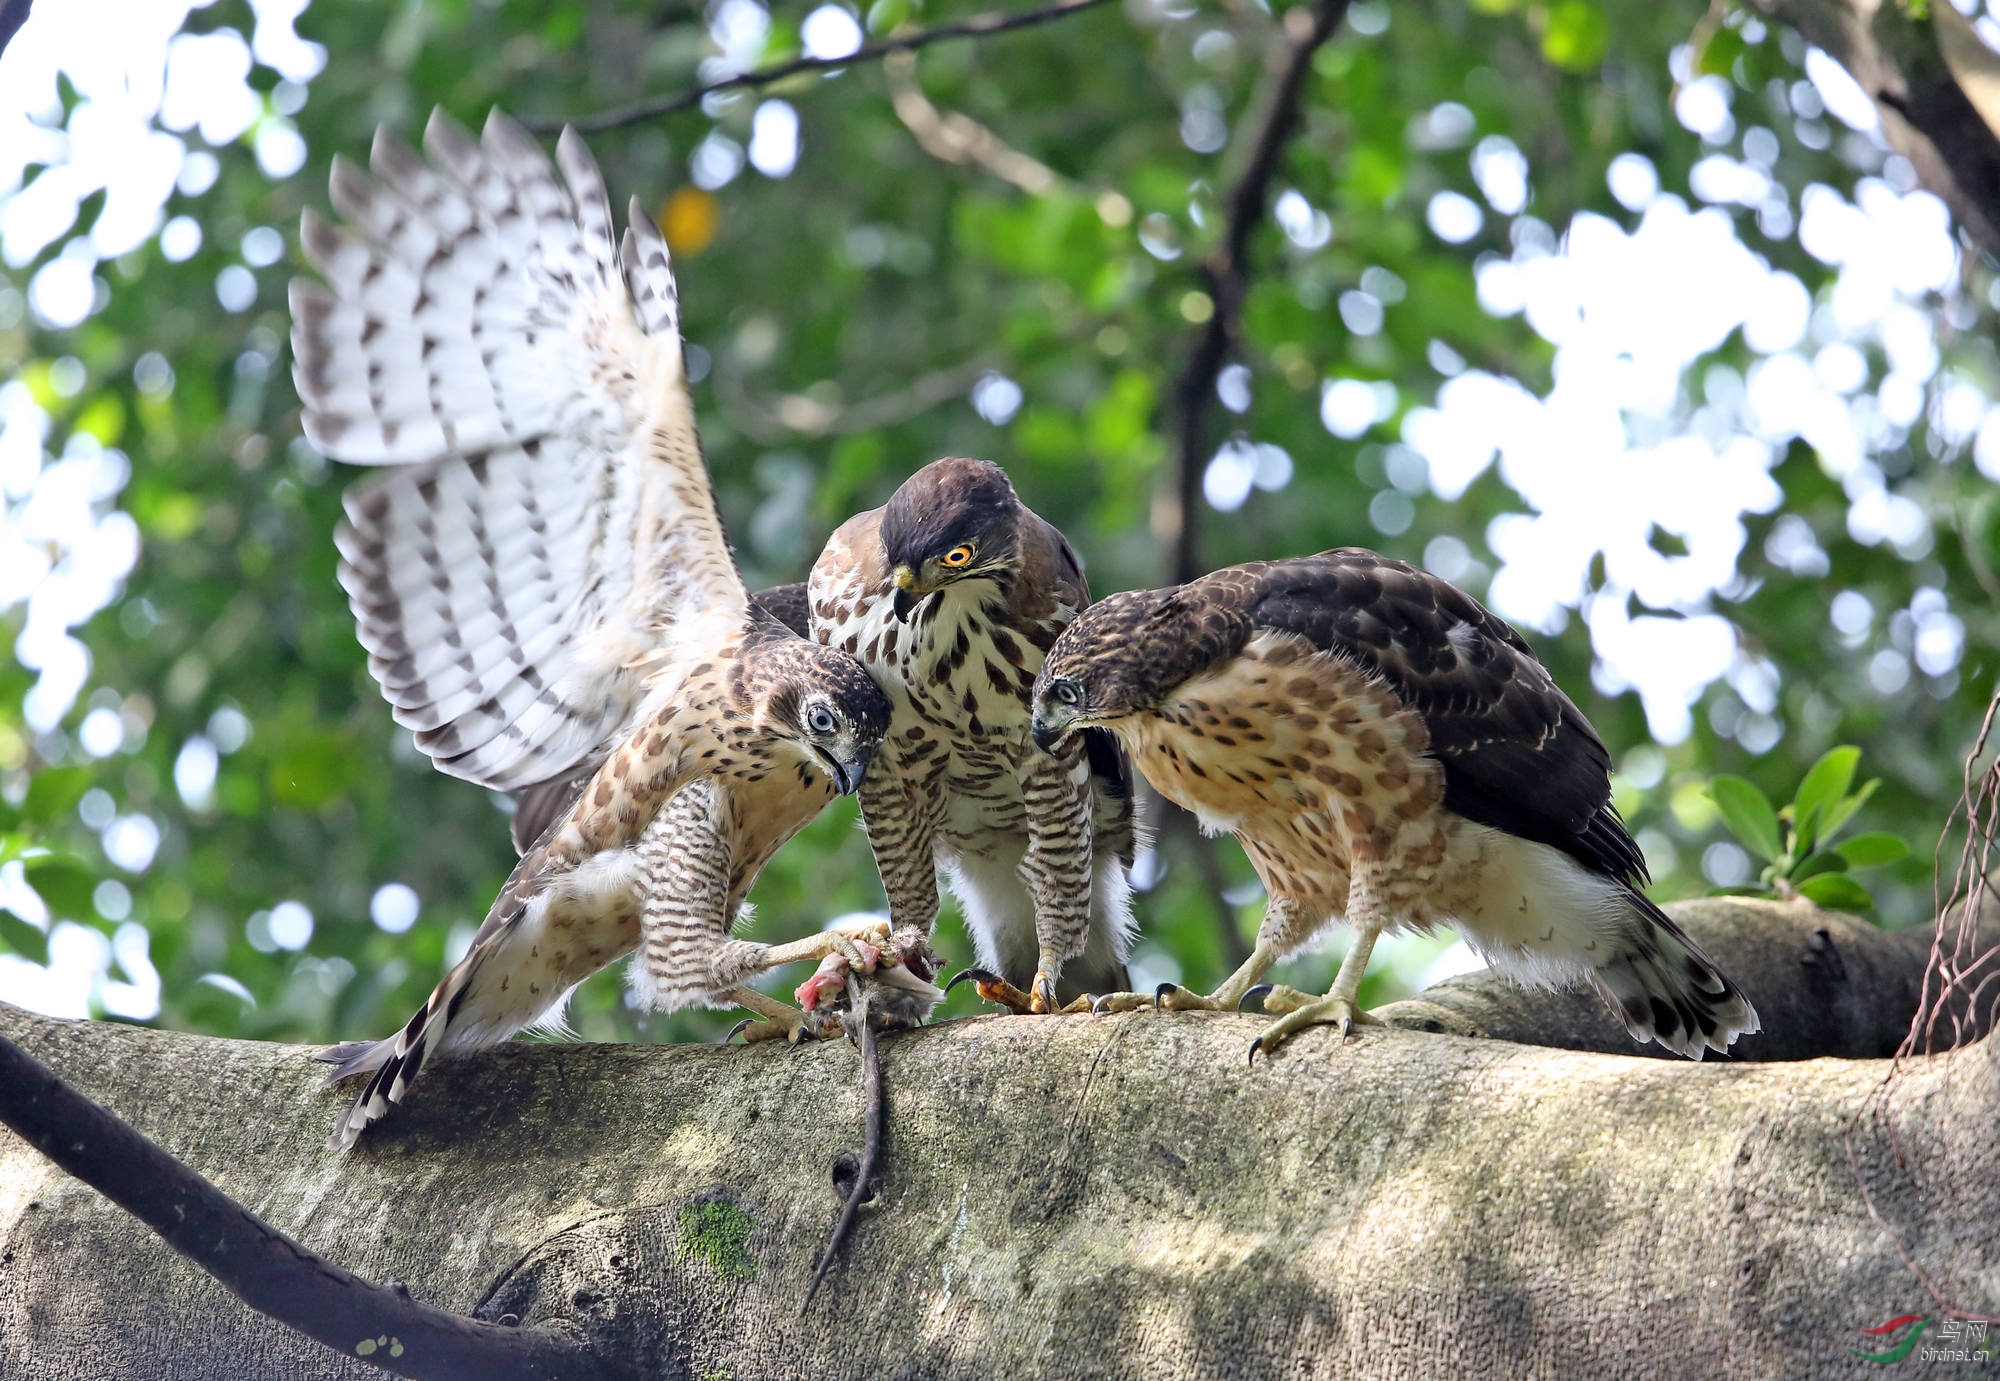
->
xmin=1030 ymin=587 xmax=1206 ymax=751
xmin=748 ymin=625 xmax=895 ymax=794
xmin=878 ymin=457 xmax=1025 ymax=622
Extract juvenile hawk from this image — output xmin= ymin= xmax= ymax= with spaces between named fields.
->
xmin=809 ymin=458 xmax=1136 ymax=1012
xmin=1030 ymin=550 xmax=1759 ymax=1059
xmin=291 ymin=111 xmax=901 ymax=1148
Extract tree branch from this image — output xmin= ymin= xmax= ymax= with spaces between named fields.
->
xmin=550 ymin=0 xmax=1117 ymax=135
xmin=882 ymin=49 xmax=1067 ymax=195
xmin=0 ymin=0 xmax=32 ymax=65
xmin=4 ymin=897 xmax=1995 ymax=1380
xmin=1749 ymin=0 xmax=2000 ymax=257
xmin=1169 ymin=0 xmax=1352 ymax=587
xmin=0 ymin=1028 xmax=627 ymax=1381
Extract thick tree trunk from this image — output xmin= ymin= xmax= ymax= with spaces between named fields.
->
xmin=1 ymin=899 xmax=1993 ymax=1380
xmin=1754 ymin=0 xmax=2000 ymax=256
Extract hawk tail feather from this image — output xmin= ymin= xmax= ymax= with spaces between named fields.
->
xmin=1587 ymin=887 xmax=1761 ymax=1059
xmin=1462 ymin=830 xmax=1759 ymax=1059
xmin=319 ymin=966 xmax=470 ymax=1152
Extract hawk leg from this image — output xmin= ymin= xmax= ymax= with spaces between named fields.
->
xmin=1090 ymin=895 xmax=1310 ymax=1014
xmin=722 ymin=985 xmax=827 ymax=1045
xmin=944 ymin=966 xmax=1094 ymax=1015
xmin=1012 ymin=747 xmax=1098 ymax=1012
xmin=1248 ymin=872 xmax=1387 ymax=1060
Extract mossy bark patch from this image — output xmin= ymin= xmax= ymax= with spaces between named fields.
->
xmin=677 ymin=1200 xmax=756 ymax=1283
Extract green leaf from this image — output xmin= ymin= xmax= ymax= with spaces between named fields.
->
xmin=1835 ymin=831 xmax=1911 ymax=869
xmin=1816 ymin=778 xmax=1879 ymax=845
xmin=1797 ymin=873 xmax=1874 ymax=912
xmin=1793 ymin=747 xmax=1860 ymax=845
xmin=0 ymin=909 xmax=48 ymax=966
xmin=24 ymin=855 xmax=98 ymax=919
xmin=1540 ymin=2 xmax=1610 ymax=72
xmin=23 ymin=766 xmax=91 ymax=825
xmin=1709 ymin=776 xmax=1783 ymax=861
xmin=1790 ymin=850 xmax=1850 ymax=883
xmin=1695 ymin=26 xmax=1746 ymax=78
xmin=1792 ymin=800 xmax=1821 ymax=859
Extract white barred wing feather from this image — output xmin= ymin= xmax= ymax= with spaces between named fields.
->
xmin=291 ymin=108 xmax=745 ymax=792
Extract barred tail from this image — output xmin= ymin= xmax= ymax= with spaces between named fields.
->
xmin=1463 ymin=830 xmax=1760 ymax=1060
xmin=1588 ymin=888 xmax=1761 ymax=1059
xmin=318 ymin=953 xmax=482 ymax=1152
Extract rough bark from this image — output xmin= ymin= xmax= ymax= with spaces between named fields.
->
xmin=1376 ymin=897 xmax=1992 ymax=1060
xmin=1 ymin=898 xmax=1994 ymax=1380
xmin=1753 ymin=0 xmax=2000 ymax=257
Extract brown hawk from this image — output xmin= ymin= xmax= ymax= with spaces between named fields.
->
xmin=808 ymin=458 xmax=1136 ymax=1013
xmin=1029 ymin=550 xmax=1760 ymax=1059
xmin=290 ymin=110 xmax=907 ymax=1149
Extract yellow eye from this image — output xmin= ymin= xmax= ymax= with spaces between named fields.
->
xmin=940 ymin=544 xmax=974 ymax=568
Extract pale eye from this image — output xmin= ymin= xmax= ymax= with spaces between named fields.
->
xmin=1054 ymin=681 xmax=1081 ymax=706
xmin=808 ymin=705 xmax=837 ymax=736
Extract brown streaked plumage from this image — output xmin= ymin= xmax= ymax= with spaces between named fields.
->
xmin=808 ymin=458 xmax=1137 ymax=1011
xmin=1031 ymin=550 xmax=1759 ymax=1060
xmin=292 ymin=111 xmax=909 ymax=1150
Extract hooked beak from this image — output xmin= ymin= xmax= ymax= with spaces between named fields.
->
xmin=830 ymin=744 xmax=874 ymax=796
xmin=890 ymin=566 xmax=932 ymax=623
xmin=1030 ymin=714 xmax=1070 ymax=754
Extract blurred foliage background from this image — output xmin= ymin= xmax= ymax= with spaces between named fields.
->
xmin=0 ymin=0 xmax=1994 ymax=1048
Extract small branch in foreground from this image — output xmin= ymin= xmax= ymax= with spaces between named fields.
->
xmin=1168 ymin=0 xmax=1352 ymax=586
xmin=549 ymin=0 xmax=1117 ymax=135
xmin=0 ymin=1031 xmax=626 ymax=1381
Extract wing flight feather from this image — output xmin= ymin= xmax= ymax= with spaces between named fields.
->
xmin=292 ymin=108 xmax=747 ymax=792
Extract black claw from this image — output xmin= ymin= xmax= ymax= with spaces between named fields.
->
xmin=944 ymin=967 xmax=1001 ymax=997
xmin=720 ymin=1018 xmax=756 ymax=1045
xmin=1153 ymin=981 xmax=1180 ymax=1009
xmin=1339 ymin=1016 xmax=1355 ymax=1039
xmin=1237 ymin=984 xmax=1275 ymax=1013
xmin=1246 ymin=1037 xmax=1264 ymax=1067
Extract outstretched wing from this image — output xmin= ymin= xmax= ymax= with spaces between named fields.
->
xmin=1241 ymin=551 xmax=1643 ymax=883
xmin=503 ymin=583 xmax=813 ymax=855
xmin=291 ymin=108 xmax=746 ymax=792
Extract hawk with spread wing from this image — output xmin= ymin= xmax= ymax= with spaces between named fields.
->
xmin=1030 ymin=550 xmax=1759 ymax=1059
xmin=808 ymin=458 xmax=1136 ymax=1012
xmin=290 ymin=110 xmax=908 ymax=1149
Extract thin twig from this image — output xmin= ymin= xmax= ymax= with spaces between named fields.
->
xmin=883 ymin=49 xmax=1066 ymax=195
xmin=551 ymin=0 xmax=1117 ymax=135
xmin=802 ymin=985 xmax=884 ymax=1312
xmin=0 ymin=1031 xmax=624 ymax=1381
xmin=1168 ymin=0 xmax=1354 ymax=586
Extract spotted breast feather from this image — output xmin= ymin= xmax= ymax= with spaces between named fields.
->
xmin=1032 ymin=549 xmax=1758 ymax=1061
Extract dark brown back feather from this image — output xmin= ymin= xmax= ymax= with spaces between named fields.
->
xmin=1049 ymin=550 xmax=1646 ymax=886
